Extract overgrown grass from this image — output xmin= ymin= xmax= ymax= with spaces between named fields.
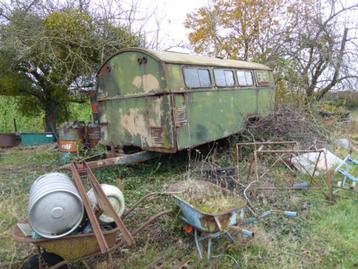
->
xmin=0 ymin=103 xmax=357 ymax=268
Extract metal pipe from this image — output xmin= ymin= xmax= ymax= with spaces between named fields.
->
xmin=260 ymin=211 xmax=272 ymax=219
xmin=284 ymin=211 xmax=298 ymax=218
xmin=242 ymin=229 xmax=255 ymax=238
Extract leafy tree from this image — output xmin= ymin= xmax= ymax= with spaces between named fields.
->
xmin=185 ymin=0 xmax=285 ymax=61
xmin=0 ymin=3 xmax=140 ymax=131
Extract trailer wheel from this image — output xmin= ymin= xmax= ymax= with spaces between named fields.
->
xmin=21 ymin=252 xmax=69 ymax=269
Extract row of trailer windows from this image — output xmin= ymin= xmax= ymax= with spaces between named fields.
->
xmin=183 ymin=67 xmax=273 ymax=89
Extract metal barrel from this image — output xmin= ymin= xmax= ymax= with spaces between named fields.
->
xmin=28 ymin=172 xmax=84 ymax=239
xmin=86 ymin=123 xmax=101 ymax=148
xmin=0 ymin=133 xmax=21 ymax=148
xmin=58 ymin=121 xmax=85 ymax=152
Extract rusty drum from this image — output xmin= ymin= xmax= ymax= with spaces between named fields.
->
xmin=58 ymin=121 xmax=85 ymax=152
xmin=0 ymin=133 xmax=21 ymax=148
xmin=86 ymin=122 xmax=101 ymax=148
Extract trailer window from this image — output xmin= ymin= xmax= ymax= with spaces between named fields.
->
xmin=214 ymin=69 xmax=235 ymax=87
xmin=237 ymin=70 xmax=253 ymax=86
xmin=256 ymin=70 xmax=274 ymax=86
xmin=183 ymin=67 xmax=211 ymax=88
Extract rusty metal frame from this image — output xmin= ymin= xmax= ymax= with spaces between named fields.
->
xmin=236 ymin=141 xmax=298 ymax=180
xmin=83 ymin=162 xmax=134 ymax=246
xmin=61 ymin=151 xmax=162 ymax=171
xmin=71 ymin=161 xmax=134 ymax=255
xmin=236 ymin=141 xmax=328 ymax=182
xmin=71 ymin=162 xmax=110 ymax=254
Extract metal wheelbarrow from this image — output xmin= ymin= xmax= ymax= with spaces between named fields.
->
xmin=168 ymin=180 xmax=247 ymax=259
xmin=12 ymin=221 xmax=120 ymax=268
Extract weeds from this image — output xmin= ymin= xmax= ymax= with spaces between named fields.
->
xmin=0 ymin=105 xmax=357 ymax=268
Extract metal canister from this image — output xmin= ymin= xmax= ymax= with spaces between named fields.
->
xmin=28 ymin=172 xmax=84 ymax=239
xmin=86 ymin=122 xmax=101 ymax=148
xmin=0 ymin=133 xmax=21 ymax=148
xmin=58 ymin=121 xmax=85 ymax=152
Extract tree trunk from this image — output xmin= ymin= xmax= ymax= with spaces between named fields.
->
xmin=44 ymin=105 xmax=58 ymax=133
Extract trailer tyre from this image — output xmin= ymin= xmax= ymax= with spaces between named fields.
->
xmin=21 ymin=252 xmax=69 ymax=269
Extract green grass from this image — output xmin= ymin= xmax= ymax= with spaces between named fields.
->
xmin=0 ymin=103 xmax=357 ymax=268
xmin=1 ymin=145 xmax=357 ymax=269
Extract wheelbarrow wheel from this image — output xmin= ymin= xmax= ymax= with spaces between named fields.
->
xmin=21 ymin=252 xmax=69 ymax=269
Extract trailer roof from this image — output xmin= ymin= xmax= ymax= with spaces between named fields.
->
xmin=99 ymin=47 xmax=271 ymax=72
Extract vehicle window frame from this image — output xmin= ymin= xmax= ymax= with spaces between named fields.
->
xmin=236 ymin=70 xmax=254 ymax=87
xmin=213 ymin=68 xmax=235 ymax=88
xmin=182 ymin=66 xmax=212 ymax=89
xmin=255 ymin=70 xmax=274 ymax=87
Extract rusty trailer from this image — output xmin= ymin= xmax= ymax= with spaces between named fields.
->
xmin=93 ymin=48 xmax=275 ymax=153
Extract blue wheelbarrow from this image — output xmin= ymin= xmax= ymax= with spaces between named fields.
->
xmin=168 ymin=180 xmax=248 ymax=259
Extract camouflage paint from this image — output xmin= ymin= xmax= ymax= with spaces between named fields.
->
xmin=95 ymin=48 xmax=275 ymax=152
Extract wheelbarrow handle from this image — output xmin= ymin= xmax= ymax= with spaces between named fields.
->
xmin=112 ymin=209 xmax=172 ymax=250
xmin=213 ymin=216 xmax=223 ymax=231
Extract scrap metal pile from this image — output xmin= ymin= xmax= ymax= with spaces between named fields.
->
xmin=12 ymin=162 xmax=172 ymax=269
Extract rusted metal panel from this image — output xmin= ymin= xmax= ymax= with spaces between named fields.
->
xmin=98 ymin=94 xmax=175 ymax=151
xmin=174 ymin=88 xmax=262 ymax=150
xmin=97 ymin=51 xmax=166 ymax=98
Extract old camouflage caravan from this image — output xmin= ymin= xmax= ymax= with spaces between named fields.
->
xmin=94 ymin=48 xmax=275 ymax=153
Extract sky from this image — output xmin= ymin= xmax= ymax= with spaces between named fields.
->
xmin=125 ymin=0 xmax=210 ymax=52
xmin=119 ymin=0 xmax=358 ymax=53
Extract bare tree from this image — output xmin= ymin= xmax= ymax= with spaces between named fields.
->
xmin=282 ymin=0 xmax=358 ymax=101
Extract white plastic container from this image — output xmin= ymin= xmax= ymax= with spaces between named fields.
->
xmin=87 ymin=184 xmax=125 ymax=223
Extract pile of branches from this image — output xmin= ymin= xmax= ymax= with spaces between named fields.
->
xmin=247 ymin=105 xmax=331 ymax=148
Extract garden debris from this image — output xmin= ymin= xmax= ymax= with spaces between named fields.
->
xmin=291 ymin=148 xmax=343 ymax=175
xmin=236 ymin=141 xmax=334 ymax=180
xmin=169 ymin=180 xmax=245 ymax=214
xmin=247 ymin=105 xmax=330 ymax=147
xmin=236 ymin=141 xmax=298 ymax=180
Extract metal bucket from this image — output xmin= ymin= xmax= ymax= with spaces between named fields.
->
xmin=28 ymin=173 xmax=84 ymax=239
